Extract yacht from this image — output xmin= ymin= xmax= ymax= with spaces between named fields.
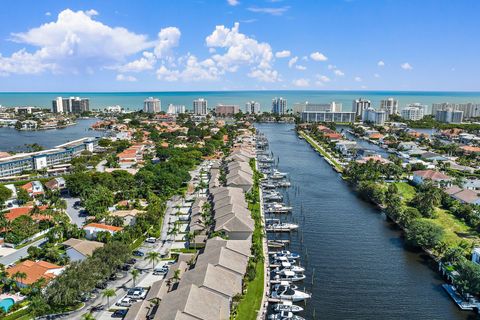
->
xmin=266 ymin=222 xmax=299 ymax=232
xmin=270 ymin=169 xmax=288 ymax=179
xmin=263 ymin=192 xmax=283 ymax=202
xmin=268 ymin=311 xmax=305 ymax=320
xmin=271 ymin=250 xmax=300 ymax=260
xmin=272 ymin=301 xmax=304 ymax=313
xmin=276 ymin=180 xmax=291 ymax=187
xmin=261 ymin=182 xmax=277 ymax=189
xmin=265 ymin=203 xmax=292 ymax=214
xmin=273 ymin=261 xmax=305 ymax=273
xmin=271 ymin=255 xmax=297 ymax=265
xmin=271 ymin=283 xmax=311 ymax=302
xmin=273 ymin=269 xmax=306 ymax=282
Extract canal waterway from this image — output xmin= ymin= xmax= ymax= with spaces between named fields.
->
xmin=256 ymin=123 xmax=468 ymax=320
xmin=0 ymin=119 xmax=105 ymax=152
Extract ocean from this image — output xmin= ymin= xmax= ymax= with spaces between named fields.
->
xmin=2 ymin=91 xmax=480 ymax=113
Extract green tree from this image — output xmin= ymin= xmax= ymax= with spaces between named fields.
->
xmin=405 ymin=219 xmax=445 ymax=249
xmin=0 ymin=185 xmax=12 ymax=207
xmin=17 ymin=188 xmax=30 ymax=204
xmin=130 ymin=269 xmax=140 ymax=287
xmin=83 ymin=185 xmax=114 ymax=217
xmin=455 ymin=260 xmax=480 ymax=296
xmin=146 ymin=251 xmax=160 ymax=270
xmin=411 ymin=182 xmax=441 ymax=218
xmin=102 ymin=288 xmax=116 ymax=306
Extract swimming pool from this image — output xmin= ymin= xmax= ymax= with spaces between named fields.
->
xmin=0 ymin=298 xmax=15 ymax=312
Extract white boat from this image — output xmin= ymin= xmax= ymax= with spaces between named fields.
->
xmin=276 ymin=181 xmax=291 ymax=187
xmin=271 ymin=250 xmax=300 ymax=259
xmin=266 ymin=223 xmax=299 ymax=232
xmin=270 ymin=170 xmax=288 ymax=179
xmin=265 ymin=203 xmax=292 ymax=214
xmin=273 ymin=269 xmax=306 ymax=282
xmin=272 ymin=301 xmax=304 ymax=313
xmin=272 ymin=256 xmax=297 ymax=265
xmin=268 ymin=311 xmax=305 ymax=320
xmin=273 ymin=261 xmax=305 ymax=273
xmin=271 ymin=283 xmax=311 ymax=302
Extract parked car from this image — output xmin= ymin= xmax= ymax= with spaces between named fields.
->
xmin=95 ymin=282 xmax=107 ymax=289
xmin=91 ymin=305 xmax=104 ymax=312
xmin=116 ymin=297 xmax=136 ymax=307
xmin=145 ymin=237 xmax=157 ymax=243
xmin=121 ymin=264 xmax=131 ymax=271
xmin=111 ymin=309 xmax=128 ymax=318
xmin=126 ymin=258 xmax=137 ymax=265
xmin=132 ymin=250 xmax=144 ymax=257
xmin=153 ymin=265 xmax=169 ymax=275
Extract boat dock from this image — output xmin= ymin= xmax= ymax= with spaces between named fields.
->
xmin=442 ymin=284 xmax=479 ymax=311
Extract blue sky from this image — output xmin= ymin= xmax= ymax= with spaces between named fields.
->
xmin=0 ymin=0 xmax=479 ymax=91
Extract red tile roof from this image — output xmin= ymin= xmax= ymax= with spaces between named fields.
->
xmin=83 ymin=223 xmax=123 ymax=232
xmin=7 ymin=260 xmax=61 ymax=285
xmin=413 ymin=170 xmax=451 ymax=181
xmin=5 ymin=206 xmax=49 ymax=221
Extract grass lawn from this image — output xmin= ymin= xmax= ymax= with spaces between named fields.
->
xmin=394 ymin=182 xmax=416 ymax=202
xmin=300 ymin=131 xmax=343 ymax=172
xmin=429 ymin=208 xmax=479 ymax=247
xmin=235 ymin=261 xmax=264 ymax=320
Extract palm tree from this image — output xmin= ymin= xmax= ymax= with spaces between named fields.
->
xmin=131 ymin=269 xmax=140 ymax=287
xmin=13 ymin=271 xmax=27 ymax=286
xmin=82 ymin=312 xmax=95 ymax=320
xmin=102 ymin=288 xmax=116 ymax=307
xmin=173 ymin=269 xmax=181 ymax=283
xmin=146 ymin=251 xmax=160 ymax=270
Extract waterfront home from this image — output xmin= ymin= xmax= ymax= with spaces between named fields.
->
xmin=61 ymin=238 xmax=104 ymax=262
xmin=83 ymin=223 xmax=123 ymax=240
xmin=412 ymin=170 xmax=452 ymax=187
xmin=420 ymin=152 xmax=448 ymax=162
xmin=335 ymin=140 xmax=358 ymax=156
xmin=356 ymin=155 xmax=391 ymax=164
xmin=21 ymin=181 xmax=44 ymax=196
xmin=440 ymin=128 xmax=463 ymax=140
xmin=459 ymin=133 xmax=480 ymax=145
xmin=444 ymin=186 xmax=480 ymax=205
xmin=398 ymin=141 xmax=419 ymax=151
xmin=5 ymin=205 xmax=49 ymax=222
xmin=6 ymin=260 xmax=63 ymax=287
xmin=460 ymin=145 xmax=480 ymax=154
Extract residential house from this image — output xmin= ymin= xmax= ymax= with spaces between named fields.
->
xmin=83 ymin=223 xmax=123 ymax=240
xmin=109 ymin=209 xmax=144 ymax=226
xmin=21 ymin=181 xmax=44 ymax=196
xmin=445 ymin=186 xmax=480 ymax=205
xmin=5 ymin=205 xmax=50 ymax=222
xmin=412 ymin=170 xmax=452 ymax=187
xmin=463 ymin=179 xmax=480 ymax=191
xmin=62 ymin=238 xmax=104 ymax=262
xmin=6 ymin=260 xmax=63 ymax=287
xmin=44 ymin=177 xmax=66 ymax=191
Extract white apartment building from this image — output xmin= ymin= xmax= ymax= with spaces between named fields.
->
xmin=245 ymin=101 xmax=260 ymax=114
xmin=294 ymin=101 xmax=342 ymax=113
xmin=272 ymin=97 xmax=287 ymax=114
xmin=435 ymin=109 xmax=463 ymax=123
xmin=432 ymin=102 xmax=480 ymax=119
xmin=352 ymin=98 xmax=371 ymax=117
xmin=167 ymin=104 xmax=186 ymax=114
xmin=143 ymin=97 xmax=161 ymax=113
xmin=401 ymin=103 xmax=427 ymax=121
xmin=193 ymin=98 xmax=208 ymax=115
xmin=362 ymin=107 xmax=387 ymax=125
xmin=380 ymin=98 xmax=399 ymax=115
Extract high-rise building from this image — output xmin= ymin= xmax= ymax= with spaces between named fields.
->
xmin=193 ymin=98 xmax=208 ymax=115
xmin=245 ymin=101 xmax=261 ymax=114
xmin=362 ymin=107 xmax=387 ymax=125
xmin=52 ymin=97 xmax=89 ymax=113
xmin=401 ymin=103 xmax=426 ymax=121
xmin=143 ymin=97 xmax=161 ymax=113
xmin=380 ymin=98 xmax=399 ymax=115
xmin=272 ymin=97 xmax=287 ymax=115
xmin=301 ymin=111 xmax=355 ymax=123
xmin=432 ymin=102 xmax=480 ymax=119
xmin=293 ymin=101 xmax=342 ymax=113
xmin=52 ymin=97 xmax=64 ymax=113
xmin=167 ymin=104 xmax=186 ymax=115
xmin=215 ymin=104 xmax=239 ymax=116
xmin=435 ymin=109 xmax=463 ymax=123
xmin=352 ymin=98 xmax=371 ymax=117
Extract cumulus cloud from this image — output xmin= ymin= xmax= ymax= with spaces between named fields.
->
xmin=401 ymin=62 xmax=413 ymax=70
xmin=227 ymin=0 xmax=240 ymax=6
xmin=295 ymin=65 xmax=306 ymax=70
xmin=275 ymin=50 xmax=291 ymax=58
xmin=247 ymin=6 xmax=290 ymax=16
xmin=374 ymin=73 xmax=380 ymax=78
xmin=117 ymin=51 xmax=156 ymax=73
xmin=310 ymin=51 xmax=328 ymax=61
xmin=154 ymin=27 xmax=181 ymax=58
xmin=116 ymin=74 xmax=137 ymax=82
xmin=334 ymin=69 xmax=344 ymax=76
xmin=354 ymin=76 xmax=362 ymax=82
xmin=248 ymin=68 xmax=279 ymax=82
xmin=45 ymin=12 xmax=51 ymax=16
xmin=156 ymin=54 xmax=221 ymax=82
xmin=316 ymin=74 xmax=331 ymax=82
xmin=1 ymin=9 xmax=152 ymax=75
xmin=292 ymin=78 xmax=309 ymax=87
xmin=288 ymin=56 xmax=298 ymax=68
xmin=377 ymin=60 xmax=385 ymax=67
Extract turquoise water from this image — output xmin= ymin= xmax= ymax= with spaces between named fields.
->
xmin=1 ymin=91 xmax=480 ymax=113
xmin=0 ymin=298 xmax=15 ymax=312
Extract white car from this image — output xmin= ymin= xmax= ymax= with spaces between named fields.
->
xmin=116 ymin=297 xmax=136 ymax=307
xmin=145 ymin=237 xmax=157 ymax=243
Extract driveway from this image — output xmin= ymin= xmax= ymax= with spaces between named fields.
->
xmin=0 ymin=237 xmax=47 ymax=266
xmin=63 ymin=196 xmax=87 ymax=227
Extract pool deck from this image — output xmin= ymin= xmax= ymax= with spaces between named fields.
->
xmin=0 ymin=293 xmax=24 ymax=303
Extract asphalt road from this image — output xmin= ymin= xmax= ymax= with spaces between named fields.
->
xmin=0 ymin=237 xmax=47 ymax=266
xmin=63 ymin=196 xmax=87 ymax=227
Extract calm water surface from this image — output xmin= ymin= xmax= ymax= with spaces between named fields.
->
xmin=257 ymin=123 xmax=469 ymax=320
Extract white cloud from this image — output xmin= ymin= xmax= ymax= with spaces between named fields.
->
xmin=401 ymin=62 xmax=413 ymax=70
xmin=292 ymin=78 xmax=309 ymax=87
xmin=316 ymin=74 xmax=331 ymax=83
xmin=154 ymin=27 xmax=181 ymax=58
xmin=310 ymin=51 xmax=328 ymax=61
xmin=45 ymin=12 xmax=51 ymax=16
xmin=2 ymin=9 xmax=152 ymax=75
xmin=156 ymin=54 xmax=221 ymax=82
xmin=374 ymin=73 xmax=380 ymax=78
xmin=354 ymin=76 xmax=362 ymax=82
xmin=206 ymin=22 xmax=275 ymax=73
xmin=377 ymin=60 xmax=385 ymax=67
xmin=247 ymin=6 xmax=290 ymax=16
xmin=288 ymin=56 xmax=298 ymax=68
xmin=334 ymin=69 xmax=344 ymax=76
xmin=116 ymin=74 xmax=137 ymax=82
xmin=327 ymin=64 xmax=336 ymax=70
xmin=118 ymin=51 xmax=156 ymax=72
xmin=295 ymin=65 xmax=306 ymax=70
xmin=248 ymin=68 xmax=279 ymax=82
xmin=227 ymin=0 xmax=240 ymax=6
xmin=275 ymin=50 xmax=291 ymax=58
